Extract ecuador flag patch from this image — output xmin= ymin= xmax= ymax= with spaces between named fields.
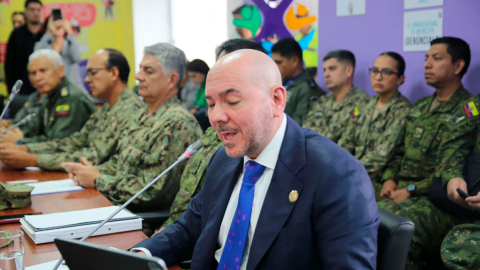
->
xmin=463 ymin=101 xmax=479 ymax=118
xmin=56 ymin=105 xmax=70 ymax=116
xmin=351 ymin=107 xmax=360 ymax=118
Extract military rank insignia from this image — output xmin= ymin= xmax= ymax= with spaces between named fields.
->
xmin=60 ymin=87 xmax=69 ymax=97
xmin=463 ymin=101 xmax=479 ymax=118
xmin=351 ymin=107 xmax=360 ymax=118
xmin=56 ymin=105 xmax=70 ymax=116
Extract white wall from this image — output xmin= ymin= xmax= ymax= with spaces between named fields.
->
xmin=170 ymin=0 xmax=228 ymax=67
xmin=132 ymin=0 xmax=172 ymax=73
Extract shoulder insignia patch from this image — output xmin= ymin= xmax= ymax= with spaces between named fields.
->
xmin=351 ymin=107 xmax=360 ymax=118
xmin=60 ymin=87 xmax=69 ymax=97
xmin=450 ymin=114 xmax=466 ymax=125
xmin=56 ymin=104 xmax=70 ymax=116
xmin=463 ymin=101 xmax=479 ymax=118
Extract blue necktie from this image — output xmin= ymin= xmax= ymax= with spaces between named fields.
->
xmin=217 ymin=161 xmax=265 ymax=270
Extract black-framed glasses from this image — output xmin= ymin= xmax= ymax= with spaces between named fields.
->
xmin=85 ymin=67 xmax=109 ymax=77
xmin=369 ymin=68 xmax=398 ymax=77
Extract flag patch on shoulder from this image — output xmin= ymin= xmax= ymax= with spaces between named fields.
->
xmin=463 ymin=101 xmax=479 ymax=118
xmin=351 ymin=107 xmax=360 ymax=118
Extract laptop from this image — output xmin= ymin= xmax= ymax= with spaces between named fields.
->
xmin=54 ymin=238 xmax=167 ymax=270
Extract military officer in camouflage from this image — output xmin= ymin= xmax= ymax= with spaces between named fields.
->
xmin=271 ymin=38 xmax=324 ymax=125
xmin=0 ymin=49 xmax=96 ymax=145
xmin=440 ymin=94 xmax=480 ymax=270
xmin=303 ymin=50 xmax=368 ymax=143
xmin=338 ymin=52 xmax=411 ymax=200
xmin=0 ymin=49 xmax=145 ymax=170
xmin=377 ymin=37 xmax=475 ymax=270
xmin=62 ymin=43 xmax=202 ymax=213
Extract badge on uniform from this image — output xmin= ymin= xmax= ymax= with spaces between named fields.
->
xmin=56 ymin=105 xmax=70 ymax=116
xmin=286 ymin=91 xmax=291 ymax=103
xmin=413 ymin=127 xmax=424 ymax=139
xmin=463 ymin=101 xmax=479 ymax=118
xmin=60 ymin=87 xmax=69 ymax=97
xmin=24 ymin=102 xmax=29 ymax=108
xmin=351 ymin=107 xmax=360 ymax=118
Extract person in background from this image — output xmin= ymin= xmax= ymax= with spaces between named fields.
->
xmin=0 ymin=49 xmax=95 ymax=147
xmin=303 ymin=50 xmax=368 ymax=143
xmin=5 ymin=0 xmax=44 ymax=96
xmin=187 ymin=59 xmax=210 ymax=131
xmin=35 ymin=15 xmax=85 ymax=92
xmin=378 ymin=37 xmax=474 ymax=269
xmin=271 ymin=38 xmax=324 ymax=125
xmin=338 ymin=52 xmax=411 ymax=200
xmin=12 ymin=12 xmax=26 ymax=28
xmin=179 ymin=61 xmax=199 ymax=111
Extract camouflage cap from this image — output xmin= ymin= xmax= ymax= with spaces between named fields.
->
xmin=0 ymin=182 xmax=34 ymax=210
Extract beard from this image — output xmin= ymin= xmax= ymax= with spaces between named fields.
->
xmin=217 ymin=108 xmax=274 ymax=159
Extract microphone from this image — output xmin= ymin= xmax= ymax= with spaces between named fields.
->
xmin=0 ymin=113 xmax=36 ymax=136
xmin=52 ymin=140 xmax=204 ymax=270
xmin=0 ymin=80 xmax=23 ymax=121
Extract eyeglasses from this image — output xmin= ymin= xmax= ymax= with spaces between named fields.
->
xmin=369 ymin=68 xmax=399 ymax=77
xmin=86 ymin=67 xmax=109 ymax=78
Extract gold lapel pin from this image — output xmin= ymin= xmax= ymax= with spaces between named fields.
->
xmin=289 ymin=190 xmax=298 ymax=203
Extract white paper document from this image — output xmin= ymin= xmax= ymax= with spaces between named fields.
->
xmin=26 ymin=179 xmax=83 ymax=195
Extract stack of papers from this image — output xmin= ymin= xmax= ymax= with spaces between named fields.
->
xmin=26 ymin=179 xmax=83 ymax=195
xmin=20 ymin=206 xmax=142 ymax=244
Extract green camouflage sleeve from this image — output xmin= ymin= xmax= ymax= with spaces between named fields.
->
xmin=441 ymin=222 xmax=480 ymax=270
xmin=95 ymin=153 xmax=119 ymax=176
xmin=26 ymin=116 xmax=94 ymax=154
xmin=95 ymin=120 xmax=201 ymax=210
xmin=363 ymin=104 xmax=410 ymax=174
xmin=381 ymin=123 xmax=406 ymax=183
xmin=36 ymin=146 xmax=101 ymax=170
xmin=337 ymin=116 xmax=357 ymax=154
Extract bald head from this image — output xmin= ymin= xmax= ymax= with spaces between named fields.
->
xmin=206 ymin=49 xmax=286 ymax=159
xmin=210 ymin=49 xmax=282 ymax=93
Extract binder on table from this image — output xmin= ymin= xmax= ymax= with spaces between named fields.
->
xmin=20 ymin=206 xmax=142 ymax=244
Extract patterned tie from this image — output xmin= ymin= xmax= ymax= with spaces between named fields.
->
xmin=217 ymin=160 xmax=266 ymax=270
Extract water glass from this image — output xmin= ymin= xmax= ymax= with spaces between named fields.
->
xmin=0 ymin=230 xmax=24 ymax=270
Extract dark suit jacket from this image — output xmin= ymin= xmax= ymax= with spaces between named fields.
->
xmin=133 ymin=116 xmax=380 ymax=269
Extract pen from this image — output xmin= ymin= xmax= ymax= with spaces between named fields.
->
xmin=7 ymin=180 xmax=38 ymax=184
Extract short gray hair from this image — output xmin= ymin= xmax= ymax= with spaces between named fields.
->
xmin=29 ymin=49 xmax=64 ymax=69
xmin=144 ymin=43 xmax=186 ymax=88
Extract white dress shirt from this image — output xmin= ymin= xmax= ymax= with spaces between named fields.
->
xmin=214 ymin=114 xmax=287 ymax=270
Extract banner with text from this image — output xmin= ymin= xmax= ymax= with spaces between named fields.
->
xmin=403 ymin=8 xmax=443 ymax=52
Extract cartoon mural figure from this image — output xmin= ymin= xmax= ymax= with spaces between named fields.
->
xmin=231 ymin=0 xmax=318 ymax=68
xmin=101 ymin=0 xmax=114 ymax=19
xmin=285 ymin=3 xmax=318 ymax=69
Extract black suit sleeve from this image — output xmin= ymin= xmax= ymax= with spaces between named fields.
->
xmin=4 ymin=30 xmax=19 ymax=92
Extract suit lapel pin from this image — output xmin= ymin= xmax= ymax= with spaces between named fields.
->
xmin=289 ymin=190 xmax=298 ymax=203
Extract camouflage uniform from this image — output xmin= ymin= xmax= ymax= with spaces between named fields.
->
xmin=12 ymin=91 xmax=46 ymax=137
xmin=94 ymin=96 xmax=202 ymax=212
xmin=440 ymin=94 xmax=480 ymax=270
xmin=338 ymin=92 xmax=411 ymax=199
xmin=25 ymin=88 xmax=145 ymax=170
xmin=162 ymin=126 xmax=223 ymax=227
xmin=302 ymin=86 xmax=368 ymax=143
xmin=21 ymin=78 xmax=96 ymax=144
xmin=377 ymin=85 xmax=474 ymax=270
xmin=284 ymin=72 xmax=325 ymax=126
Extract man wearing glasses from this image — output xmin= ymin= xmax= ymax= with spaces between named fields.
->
xmin=5 ymin=0 xmax=44 ymax=96
xmin=0 ymin=49 xmax=144 ymax=170
xmin=303 ymin=50 xmax=368 ymax=143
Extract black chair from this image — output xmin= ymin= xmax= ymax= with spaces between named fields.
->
xmin=377 ymin=209 xmax=415 ymax=270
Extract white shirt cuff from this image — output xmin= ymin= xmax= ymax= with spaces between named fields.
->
xmin=130 ymin=247 xmax=152 ymax=257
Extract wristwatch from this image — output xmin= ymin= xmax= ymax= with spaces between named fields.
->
xmin=406 ymin=183 xmax=416 ymax=195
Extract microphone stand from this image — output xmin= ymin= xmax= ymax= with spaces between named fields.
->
xmin=52 ymin=140 xmax=204 ymax=270
xmin=0 ymin=80 xmax=23 ymax=121
xmin=0 ymin=113 xmax=35 ymax=136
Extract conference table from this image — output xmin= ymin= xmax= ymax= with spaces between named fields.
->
xmin=0 ymin=165 xmax=149 ymax=267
